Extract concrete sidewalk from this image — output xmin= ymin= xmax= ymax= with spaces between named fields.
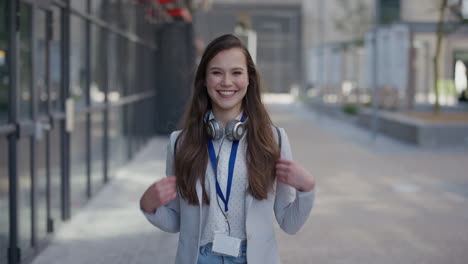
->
xmin=31 ymin=102 xmax=468 ymax=264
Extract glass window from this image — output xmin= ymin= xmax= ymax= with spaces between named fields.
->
xmin=36 ymin=10 xmax=48 ymax=115
xmin=49 ymin=124 xmax=62 ymax=228
xmin=36 ymin=134 xmax=48 ymax=242
xmin=118 ymin=36 xmax=129 ymax=97
xmin=380 ymin=0 xmax=400 ymax=24
xmin=91 ymin=112 xmax=104 ymax=192
xmin=141 ymin=46 xmax=156 ymax=93
xmin=0 ymin=137 xmax=8 ymax=264
xmin=135 ymin=43 xmax=144 ymax=94
xmin=127 ymin=42 xmax=136 ymax=96
xmin=123 ymin=1 xmax=137 ymax=34
xmin=91 ymin=0 xmax=105 ymax=18
xmin=51 ymin=7 xmax=62 ymax=112
xmin=70 ymin=113 xmax=87 ymax=215
xmin=93 ymin=0 xmax=118 ymax=24
xmin=108 ymin=107 xmax=126 ymax=177
xmin=18 ymin=138 xmax=32 ymax=261
xmin=108 ymin=33 xmax=121 ymax=102
xmin=0 ymin=0 xmax=8 ymax=124
xmin=135 ymin=44 xmax=149 ymax=94
xmin=71 ymin=1 xmax=87 ymax=13
xmin=19 ymin=3 xmax=32 ymax=120
xmin=70 ymin=15 xmax=87 ymax=109
xmin=34 ymin=5 xmax=51 ymax=232
xmin=463 ymin=0 xmax=468 ymax=19
xmin=90 ymin=25 xmax=106 ymax=105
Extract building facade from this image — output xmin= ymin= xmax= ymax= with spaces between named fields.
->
xmin=206 ymin=0 xmax=468 ymax=107
xmin=0 ymin=1 xmax=195 ymax=263
xmin=308 ymin=0 xmax=468 ymax=109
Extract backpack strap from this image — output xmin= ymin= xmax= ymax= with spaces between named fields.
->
xmin=275 ymin=126 xmax=282 ymax=154
xmin=174 ymin=133 xmax=181 ymax=157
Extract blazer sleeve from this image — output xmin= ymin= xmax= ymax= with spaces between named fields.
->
xmin=141 ymin=131 xmax=181 ymax=233
xmin=274 ymin=127 xmax=315 ymax=235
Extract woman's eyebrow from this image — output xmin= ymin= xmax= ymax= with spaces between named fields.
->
xmin=208 ymin=66 xmax=222 ymax=71
xmin=208 ymin=66 xmax=245 ymax=71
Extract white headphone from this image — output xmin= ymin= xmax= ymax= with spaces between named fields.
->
xmin=205 ymin=112 xmax=247 ymax=141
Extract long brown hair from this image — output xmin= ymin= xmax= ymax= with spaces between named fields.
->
xmin=174 ymin=34 xmax=280 ymax=205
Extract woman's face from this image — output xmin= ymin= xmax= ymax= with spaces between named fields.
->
xmin=206 ymin=48 xmax=249 ymax=115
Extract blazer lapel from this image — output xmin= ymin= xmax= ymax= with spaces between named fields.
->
xmin=245 ymin=192 xmax=253 ymax=218
xmin=196 ymin=179 xmax=202 ymax=205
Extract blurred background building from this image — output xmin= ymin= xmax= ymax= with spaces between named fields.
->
xmin=304 ymin=0 xmax=468 ymax=109
xmin=1 ymin=0 xmax=467 ymax=264
xmin=193 ymin=0 xmax=468 ymax=109
xmin=0 ymin=0 xmax=197 ymax=263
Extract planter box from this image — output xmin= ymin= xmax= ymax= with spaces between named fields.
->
xmin=358 ymin=108 xmax=468 ymax=147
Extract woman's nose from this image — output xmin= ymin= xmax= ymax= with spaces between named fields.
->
xmin=221 ymin=75 xmax=233 ymax=86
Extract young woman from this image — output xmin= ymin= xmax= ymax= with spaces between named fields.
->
xmin=140 ymin=34 xmax=315 ymax=264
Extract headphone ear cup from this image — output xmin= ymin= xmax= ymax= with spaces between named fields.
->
xmin=226 ymin=120 xmax=247 ymax=141
xmin=234 ymin=122 xmax=247 ymax=140
xmin=207 ymin=119 xmax=223 ymax=140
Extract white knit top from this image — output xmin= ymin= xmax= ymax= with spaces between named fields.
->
xmin=200 ymin=112 xmax=248 ymax=246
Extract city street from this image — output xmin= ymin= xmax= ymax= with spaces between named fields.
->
xmin=31 ymin=100 xmax=468 ymax=264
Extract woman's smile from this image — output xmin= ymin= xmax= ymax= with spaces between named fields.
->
xmin=217 ymin=90 xmax=237 ymax=98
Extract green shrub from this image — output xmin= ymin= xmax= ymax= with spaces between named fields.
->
xmin=436 ymin=79 xmax=457 ymax=96
xmin=342 ymin=104 xmax=359 ymax=115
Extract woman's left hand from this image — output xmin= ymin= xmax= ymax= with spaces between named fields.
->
xmin=276 ymin=158 xmax=315 ymax=192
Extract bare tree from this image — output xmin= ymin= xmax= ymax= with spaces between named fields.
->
xmin=334 ymin=0 xmax=373 ymax=44
xmin=433 ymin=0 xmax=468 ymax=113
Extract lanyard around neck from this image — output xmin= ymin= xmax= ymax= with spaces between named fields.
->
xmin=206 ymin=114 xmax=246 ymax=212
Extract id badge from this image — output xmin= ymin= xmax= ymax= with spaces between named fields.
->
xmin=212 ymin=232 xmax=242 ymax=257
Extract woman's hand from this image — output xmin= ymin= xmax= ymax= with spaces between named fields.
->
xmin=140 ymin=176 xmax=177 ymax=213
xmin=276 ymin=158 xmax=315 ymax=192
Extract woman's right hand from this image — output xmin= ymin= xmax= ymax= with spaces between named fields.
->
xmin=140 ymin=176 xmax=177 ymax=214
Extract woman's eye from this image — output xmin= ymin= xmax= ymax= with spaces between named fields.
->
xmin=233 ymin=71 xmax=242 ymax=75
xmin=211 ymin=71 xmax=221 ymax=75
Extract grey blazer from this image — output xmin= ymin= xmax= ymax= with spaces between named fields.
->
xmin=143 ymin=128 xmax=315 ymax=264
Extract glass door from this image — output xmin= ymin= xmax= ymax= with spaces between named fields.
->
xmin=33 ymin=6 xmax=52 ymax=248
xmin=15 ymin=1 xmax=59 ymax=261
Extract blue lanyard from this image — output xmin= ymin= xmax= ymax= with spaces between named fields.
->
xmin=206 ymin=114 xmax=246 ymax=212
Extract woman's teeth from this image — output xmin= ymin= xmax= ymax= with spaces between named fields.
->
xmin=219 ymin=91 xmax=235 ymax=96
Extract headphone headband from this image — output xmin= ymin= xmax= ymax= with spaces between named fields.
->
xmin=205 ymin=111 xmax=247 ymax=141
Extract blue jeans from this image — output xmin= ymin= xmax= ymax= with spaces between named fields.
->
xmin=197 ymin=241 xmax=247 ymax=264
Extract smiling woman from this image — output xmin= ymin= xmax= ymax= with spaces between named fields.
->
xmin=140 ymin=34 xmax=315 ymax=264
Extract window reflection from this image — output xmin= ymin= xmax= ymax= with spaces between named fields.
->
xmin=0 ymin=136 xmax=8 ymax=264
xmin=19 ymin=3 xmax=32 ymax=119
xmin=91 ymin=25 xmax=106 ymax=105
xmin=70 ymin=15 xmax=87 ymax=109
xmin=36 ymin=10 xmax=48 ymax=115
xmin=51 ymin=7 xmax=62 ymax=112
xmin=0 ymin=0 xmax=8 ymax=124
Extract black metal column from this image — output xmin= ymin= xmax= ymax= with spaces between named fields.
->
xmin=60 ymin=0 xmax=71 ymax=221
xmin=8 ymin=0 xmax=21 ymax=263
xmin=85 ymin=0 xmax=92 ymax=198
xmin=102 ymin=31 xmax=109 ymax=184
xmin=30 ymin=2 xmax=37 ymax=248
xmin=45 ymin=9 xmax=54 ymax=233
